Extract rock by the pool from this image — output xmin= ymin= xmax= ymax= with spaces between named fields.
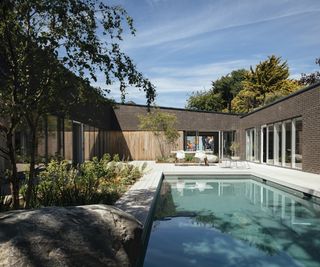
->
xmin=0 ymin=205 xmax=143 ymax=267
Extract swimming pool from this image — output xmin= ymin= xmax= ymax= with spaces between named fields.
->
xmin=142 ymin=176 xmax=320 ymax=267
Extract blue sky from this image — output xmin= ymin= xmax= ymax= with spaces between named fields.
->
xmin=92 ymin=0 xmax=320 ymax=108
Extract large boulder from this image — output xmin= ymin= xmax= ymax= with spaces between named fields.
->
xmin=0 ymin=205 xmax=143 ymax=267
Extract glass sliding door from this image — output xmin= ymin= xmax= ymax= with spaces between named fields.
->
xmin=222 ymin=131 xmax=235 ymax=157
xmin=274 ymin=123 xmax=282 ymax=166
xmin=294 ymin=118 xmax=303 ymax=169
xmin=199 ymin=132 xmax=219 ymax=154
xmin=285 ymin=121 xmax=292 ymax=167
xmin=257 ymin=117 xmax=302 ymax=169
xmin=184 ymin=131 xmax=219 ymax=153
xmin=267 ymin=125 xmax=274 ymax=164
xmin=246 ymin=128 xmax=257 ymax=162
xmin=185 ymin=131 xmax=197 ymax=151
xmin=246 ymin=130 xmax=250 ymax=161
xmin=261 ymin=126 xmax=267 ymax=163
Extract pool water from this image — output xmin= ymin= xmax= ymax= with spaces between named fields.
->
xmin=142 ymin=176 xmax=320 ymax=267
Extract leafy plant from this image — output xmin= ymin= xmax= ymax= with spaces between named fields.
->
xmin=22 ymin=154 xmax=143 ymax=208
xmin=232 ymin=55 xmax=300 ymax=112
xmin=156 ymin=156 xmax=176 ymax=163
xmin=185 ymin=154 xmax=195 ymax=162
xmin=139 ymin=109 xmax=180 ymax=157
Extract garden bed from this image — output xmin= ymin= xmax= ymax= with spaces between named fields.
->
xmin=1 ymin=154 xmax=146 ymax=211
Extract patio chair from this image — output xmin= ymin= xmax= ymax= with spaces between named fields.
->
xmin=228 ymin=156 xmax=250 ymax=169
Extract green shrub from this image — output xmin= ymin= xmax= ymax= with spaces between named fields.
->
xmin=185 ymin=154 xmax=194 ymax=162
xmin=156 ymin=156 xmax=176 ymax=163
xmin=29 ymin=154 xmax=143 ymax=208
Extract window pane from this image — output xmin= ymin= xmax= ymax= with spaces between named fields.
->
xmin=223 ymin=131 xmax=235 ymax=157
xmin=199 ymin=132 xmax=218 ymax=154
xmin=246 ymin=129 xmax=250 ymax=160
xmin=285 ymin=121 xmax=292 ymax=167
xmin=256 ymin=128 xmax=260 ymax=162
xmin=274 ymin=123 xmax=282 ymax=166
xmin=262 ymin=127 xmax=267 ymax=163
xmin=246 ymin=128 xmax=257 ymax=162
xmin=295 ymin=119 xmax=302 ymax=168
xmin=252 ymin=129 xmax=255 ymax=160
xmin=185 ymin=131 xmax=197 ymax=151
xmin=268 ymin=125 xmax=274 ymax=164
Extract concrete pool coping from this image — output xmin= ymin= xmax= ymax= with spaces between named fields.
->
xmin=115 ymin=161 xmax=320 ymax=231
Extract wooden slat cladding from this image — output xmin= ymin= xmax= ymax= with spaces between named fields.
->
xmin=104 ymin=131 xmax=184 ymax=160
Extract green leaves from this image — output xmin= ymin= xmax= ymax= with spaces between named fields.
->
xmin=0 ymin=0 xmax=155 ymax=122
xmin=186 ymin=56 xmax=301 ymax=114
xmin=138 ymin=109 xmax=180 ymax=145
xmin=186 ymin=90 xmax=224 ymax=112
xmin=30 ymin=155 xmax=143 ymax=207
xmin=300 ymin=57 xmax=320 ymax=86
xmin=186 ymin=69 xmax=248 ymax=113
xmin=232 ymin=55 xmax=301 ymax=113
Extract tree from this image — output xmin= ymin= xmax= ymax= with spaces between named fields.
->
xmin=186 ymin=90 xmax=223 ymax=112
xmin=212 ymin=69 xmax=248 ymax=112
xmin=300 ymin=58 xmax=320 ymax=86
xmin=0 ymin=0 xmax=156 ymax=208
xmin=232 ymin=55 xmax=300 ymax=113
xmin=185 ymin=69 xmax=248 ymax=112
xmin=138 ymin=110 xmax=180 ymax=158
xmin=0 ymin=51 xmax=21 ymax=208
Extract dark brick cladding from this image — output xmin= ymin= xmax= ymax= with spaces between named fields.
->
xmin=112 ymin=105 xmax=240 ymax=132
xmin=239 ymin=85 xmax=320 ymax=174
xmin=112 ymin=84 xmax=320 ymax=174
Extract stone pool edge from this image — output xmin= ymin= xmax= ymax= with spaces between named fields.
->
xmin=115 ymin=161 xmax=320 ymax=231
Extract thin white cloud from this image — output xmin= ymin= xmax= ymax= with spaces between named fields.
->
xmin=88 ymin=0 xmax=320 ymax=108
xmin=149 ymin=59 xmax=254 ymax=78
xmin=123 ymin=2 xmax=320 ymax=50
xmin=147 ymin=58 xmax=256 ymax=93
xmin=91 ymin=58 xmax=258 ymax=104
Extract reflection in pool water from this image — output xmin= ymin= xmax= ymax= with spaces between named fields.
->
xmin=143 ymin=177 xmax=320 ymax=267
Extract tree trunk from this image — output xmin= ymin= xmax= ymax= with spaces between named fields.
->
xmin=228 ymin=101 xmax=232 ymax=113
xmin=6 ymin=130 xmax=19 ymax=209
xmin=156 ymin=134 xmax=165 ymax=159
xmin=24 ymin=126 xmax=37 ymax=209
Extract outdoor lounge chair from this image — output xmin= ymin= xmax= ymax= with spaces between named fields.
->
xmin=194 ymin=151 xmax=208 ymax=165
xmin=175 ymin=150 xmax=185 ymax=163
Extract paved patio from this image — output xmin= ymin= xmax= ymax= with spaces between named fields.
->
xmin=115 ymin=161 xmax=320 ymax=234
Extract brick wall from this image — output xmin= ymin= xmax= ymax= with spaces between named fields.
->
xmin=239 ymin=84 xmax=320 ymax=174
xmin=112 ymin=105 xmax=240 ymax=132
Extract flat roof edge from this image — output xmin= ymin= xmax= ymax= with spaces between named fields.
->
xmin=115 ymin=103 xmax=242 ymax=116
xmin=241 ymin=82 xmax=320 ymax=118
